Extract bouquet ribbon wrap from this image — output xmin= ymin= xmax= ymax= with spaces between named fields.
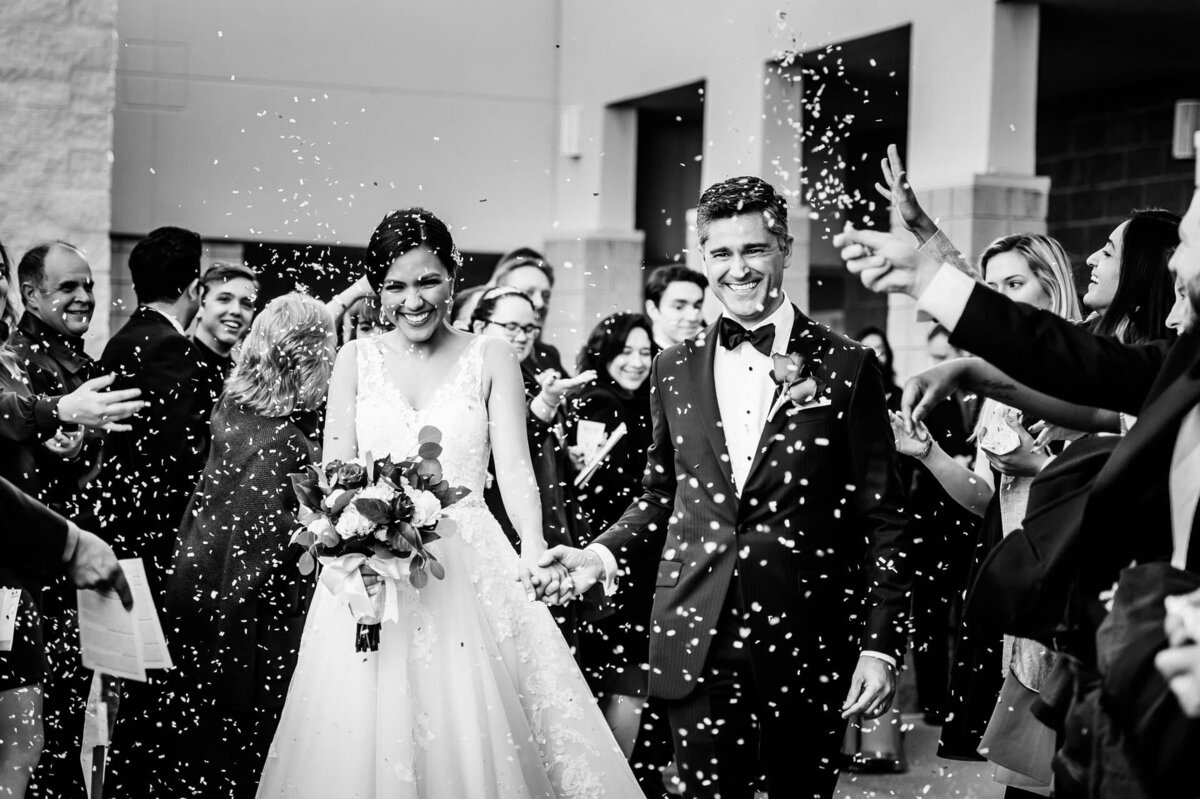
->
xmin=319 ymin=552 xmax=407 ymax=651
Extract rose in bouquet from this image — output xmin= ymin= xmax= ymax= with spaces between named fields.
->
xmin=288 ymin=426 xmax=470 ymax=651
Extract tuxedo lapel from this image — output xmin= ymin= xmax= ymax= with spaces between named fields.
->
xmin=685 ymin=323 xmax=737 ymax=494
xmin=745 ymin=306 xmax=827 ymax=482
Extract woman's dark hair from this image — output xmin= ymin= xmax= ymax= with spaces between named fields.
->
xmin=577 ymin=312 xmax=653 ymax=377
xmin=854 ymin=325 xmax=896 ymax=385
xmin=366 ymin=208 xmax=461 ymax=292
xmin=469 ymin=285 xmax=535 ymax=327
xmin=1091 ymin=208 xmax=1180 ymax=344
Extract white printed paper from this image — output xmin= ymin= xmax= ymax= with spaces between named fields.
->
xmin=0 ymin=587 xmax=21 ymax=652
xmin=574 ymin=423 xmax=627 ymax=489
xmin=76 ymin=557 xmax=172 ymax=681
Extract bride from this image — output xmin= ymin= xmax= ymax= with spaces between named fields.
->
xmin=257 ymin=208 xmax=639 ymax=798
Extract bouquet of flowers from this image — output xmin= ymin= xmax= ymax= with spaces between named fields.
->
xmin=288 ymin=426 xmax=470 ymax=651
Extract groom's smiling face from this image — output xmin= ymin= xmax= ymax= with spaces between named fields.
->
xmin=701 ymin=213 xmax=791 ymax=326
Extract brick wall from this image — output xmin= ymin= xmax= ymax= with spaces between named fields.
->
xmin=0 ymin=0 xmax=117 ymax=352
xmin=1037 ymin=75 xmax=1200 ymax=284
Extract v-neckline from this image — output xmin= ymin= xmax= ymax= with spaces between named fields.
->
xmin=376 ymin=335 xmax=480 ymax=414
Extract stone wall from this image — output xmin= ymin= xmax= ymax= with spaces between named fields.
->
xmin=0 ymin=0 xmax=117 ymax=352
xmin=1037 ymin=75 xmax=1200 ymax=280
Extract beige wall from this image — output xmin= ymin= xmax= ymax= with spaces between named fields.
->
xmin=0 ymin=0 xmax=118 ymax=352
xmin=112 ymin=0 xmax=561 ymax=255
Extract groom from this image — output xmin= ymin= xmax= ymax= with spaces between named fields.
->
xmin=542 ymin=176 xmax=910 ymax=799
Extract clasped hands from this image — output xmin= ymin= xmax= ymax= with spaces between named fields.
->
xmin=514 ymin=545 xmax=605 ymax=604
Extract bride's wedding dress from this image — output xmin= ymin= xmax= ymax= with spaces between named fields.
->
xmin=257 ymin=336 xmax=639 ymax=798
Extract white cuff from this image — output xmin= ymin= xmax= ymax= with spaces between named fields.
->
xmin=861 ymin=650 xmax=897 ymax=668
xmin=585 ymin=543 xmax=619 ymax=596
xmin=915 ymin=263 xmax=976 ymax=333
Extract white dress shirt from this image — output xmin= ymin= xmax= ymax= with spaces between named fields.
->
xmin=142 ymin=305 xmax=187 ymax=336
xmin=917 ymin=261 xmax=1199 ymax=566
xmin=713 ymin=297 xmax=795 ymax=494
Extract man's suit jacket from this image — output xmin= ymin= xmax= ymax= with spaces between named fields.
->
xmin=594 ymin=306 xmax=910 ymax=701
xmin=97 ymin=308 xmax=206 ymax=572
xmin=947 ymin=284 xmax=1200 ymax=587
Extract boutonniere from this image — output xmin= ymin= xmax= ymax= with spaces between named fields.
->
xmin=767 ymin=352 xmax=828 ymax=421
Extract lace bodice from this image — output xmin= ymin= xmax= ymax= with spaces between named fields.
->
xmin=355 ymin=334 xmax=491 ymax=496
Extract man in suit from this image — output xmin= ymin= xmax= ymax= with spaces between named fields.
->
xmin=542 ymin=177 xmax=910 ymax=799
xmin=96 ymin=226 xmax=204 ymax=799
xmin=97 ymin=226 xmax=205 ymax=583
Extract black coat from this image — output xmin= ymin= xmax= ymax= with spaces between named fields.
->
xmin=163 ymin=400 xmax=318 ymax=798
xmin=95 ymin=308 xmax=207 ymax=591
xmin=594 ymin=307 xmax=911 ymax=701
xmin=947 ymin=283 xmax=1200 ymax=587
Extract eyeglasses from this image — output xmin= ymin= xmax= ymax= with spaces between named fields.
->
xmin=484 ymin=320 xmax=542 ymax=337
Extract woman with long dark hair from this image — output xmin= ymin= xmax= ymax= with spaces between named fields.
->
xmin=1084 ymin=208 xmax=1180 ymax=344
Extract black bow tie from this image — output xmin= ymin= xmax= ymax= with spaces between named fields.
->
xmin=719 ymin=317 xmax=774 ymax=357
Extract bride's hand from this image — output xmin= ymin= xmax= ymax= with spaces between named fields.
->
xmin=359 ymin=563 xmax=381 ymax=594
xmin=516 ymin=554 xmax=573 ymax=604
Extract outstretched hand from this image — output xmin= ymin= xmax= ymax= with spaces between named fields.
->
xmin=899 ymin=361 xmax=970 ymax=433
xmin=834 ymin=226 xmax=941 ymax=299
xmin=888 ymin=411 xmax=932 ymax=459
xmin=536 ymin=369 xmax=598 ymax=405
xmin=874 ymin=143 xmax=934 ymax=242
xmin=57 ymin=374 xmax=145 ymax=432
xmin=840 ymin=656 xmax=896 ymax=720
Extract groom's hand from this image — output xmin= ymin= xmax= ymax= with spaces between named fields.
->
xmin=840 ymin=656 xmax=896 ymax=720
xmin=538 ymin=545 xmax=606 ymax=602
xmin=834 ymin=226 xmax=941 ymax=299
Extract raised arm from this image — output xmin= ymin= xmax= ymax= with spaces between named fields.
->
xmin=322 ymin=340 xmax=359 ymax=462
xmin=836 ymin=227 xmax=1167 ymax=415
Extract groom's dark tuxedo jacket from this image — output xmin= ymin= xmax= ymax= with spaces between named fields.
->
xmin=947 ymin=284 xmax=1200 ymax=588
xmin=594 ymin=306 xmax=910 ymax=702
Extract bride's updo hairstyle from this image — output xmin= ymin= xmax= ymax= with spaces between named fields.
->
xmin=225 ymin=293 xmax=336 ymax=417
xmin=366 ymin=208 xmax=462 ymax=291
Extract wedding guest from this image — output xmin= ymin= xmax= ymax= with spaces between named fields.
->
xmin=0 ymin=475 xmax=131 ymax=798
xmin=856 ymin=326 xmax=901 ymax=410
xmin=1084 ymin=209 xmax=1180 ymax=343
xmin=341 ymin=295 xmax=390 ymax=342
xmin=488 ymin=248 xmax=567 ymax=375
xmin=12 ymin=241 xmax=105 ymax=799
xmin=164 ymin=294 xmax=333 ymax=799
xmin=643 ymin=264 xmax=707 ymax=354
xmin=565 ymin=313 xmax=674 ymax=794
xmin=449 ymin=284 xmax=486 ymax=332
xmin=99 ymin=226 xmax=207 ymax=799
xmin=0 ymin=239 xmax=140 ymax=799
xmin=10 ymin=242 xmax=103 ymax=509
xmin=896 ymin=232 xmax=1081 ymax=794
xmin=192 ymin=264 xmax=258 ymax=466
xmin=835 ymin=177 xmax=1200 ymax=793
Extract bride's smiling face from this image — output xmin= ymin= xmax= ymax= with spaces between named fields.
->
xmin=379 ymin=248 xmax=454 ymax=343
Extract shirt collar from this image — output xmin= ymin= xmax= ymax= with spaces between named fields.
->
xmin=142 ymin=305 xmax=186 ymax=336
xmin=719 ymin=293 xmax=795 ymax=355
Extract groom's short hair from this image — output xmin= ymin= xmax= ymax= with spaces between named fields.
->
xmin=696 ymin=176 xmax=790 ymax=246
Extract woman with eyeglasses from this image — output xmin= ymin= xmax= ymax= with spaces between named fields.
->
xmin=471 ymin=287 xmax=596 ymax=653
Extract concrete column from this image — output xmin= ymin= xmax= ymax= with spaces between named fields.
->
xmin=0 ymin=0 xmax=118 ymax=354
xmin=889 ymin=2 xmax=1048 ymax=383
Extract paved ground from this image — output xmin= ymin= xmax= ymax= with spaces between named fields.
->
xmin=835 ymin=715 xmax=1004 ymax=799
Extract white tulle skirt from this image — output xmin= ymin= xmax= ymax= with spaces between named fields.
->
xmin=256 ymin=503 xmax=639 ymax=799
